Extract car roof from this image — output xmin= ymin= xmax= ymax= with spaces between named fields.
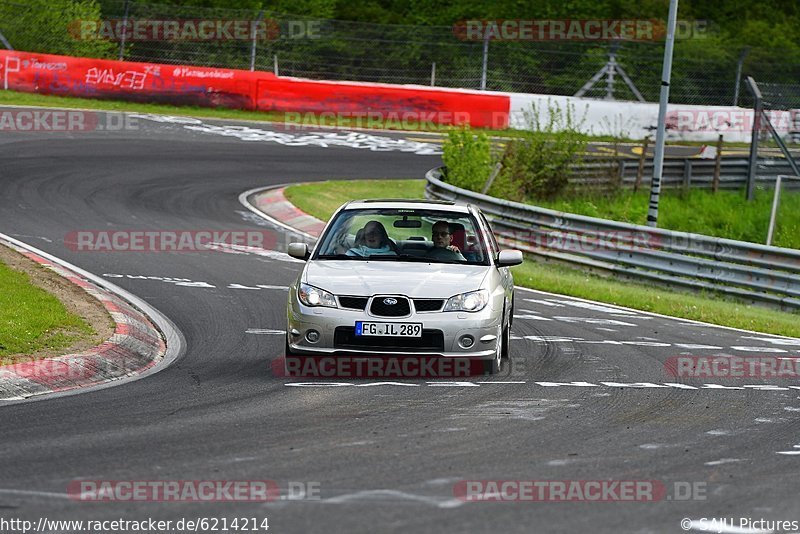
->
xmin=342 ymin=199 xmax=472 ymax=213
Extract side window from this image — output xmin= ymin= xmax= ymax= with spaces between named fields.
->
xmin=479 ymin=213 xmax=499 ymax=258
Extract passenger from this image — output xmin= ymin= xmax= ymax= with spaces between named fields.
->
xmin=426 ymin=221 xmax=466 ymax=261
xmin=346 ymin=221 xmax=398 ymax=257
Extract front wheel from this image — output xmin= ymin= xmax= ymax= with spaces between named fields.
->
xmin=501 ymin=323 xmax=510 ymax=360
xmin=285 ymin=337 xmax=296 ymax=356
xmin=485 ymin=325 xmax=503 ymax=374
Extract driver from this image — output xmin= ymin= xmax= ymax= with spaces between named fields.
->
xmin=426 ymin=221 xmax=466 ymax=261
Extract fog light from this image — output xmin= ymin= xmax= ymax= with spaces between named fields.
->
xmin=459 ymin=335 xmax=475 ymax=349
xmin=306 ymin=330 xmax=320 ymax=343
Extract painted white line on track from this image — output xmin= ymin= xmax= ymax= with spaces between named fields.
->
xmin=0 ymin=488 xmax=70 ymax=499
xmin=516 ymin=285 xmax=800 ymax=341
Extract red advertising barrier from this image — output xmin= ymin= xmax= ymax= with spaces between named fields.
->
xmin=0 ymin=51 xmax=509 ymax=128
xmin=0 ymin=51 xmax=263 ymax=109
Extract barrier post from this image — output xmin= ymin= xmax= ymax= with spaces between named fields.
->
xmin=712 ymin=134 xmax=723 ymax=193
xmin=634 ymin=136 xmax=649 ymax=192
xmin=767 ymin=175 xmax=800 ymax=245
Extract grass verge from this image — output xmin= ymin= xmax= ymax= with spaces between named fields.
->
xmin=283 ymin=178 xmax=800 ymax=337
xmin=537 ymin=187 xmax=800 ymax=249
xmin=0 ymin=255 xmax=95 ymax=359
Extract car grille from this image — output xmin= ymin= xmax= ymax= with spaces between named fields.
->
xmin=339 ymin=296 xmax=369 ymax=310
xmin=334 ymin=327 xmax=445 ymax=352
xmin=370 ymin=296 xmax=410 ymax=317
xmin=413 ymin=299 xmax=444 ymax=312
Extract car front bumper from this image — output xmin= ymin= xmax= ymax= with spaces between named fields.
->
xmin=287 ymin=287 xmax=502 ymax=359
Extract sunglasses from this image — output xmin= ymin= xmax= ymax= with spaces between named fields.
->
xmin=433 ymin=231 xmax=451 ymax=237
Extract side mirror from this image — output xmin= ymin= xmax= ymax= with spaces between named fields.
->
xmin=287 ymin=242 xmax=310 ymax=260
xmin=496 ymin=249 xmax=523 ymax=267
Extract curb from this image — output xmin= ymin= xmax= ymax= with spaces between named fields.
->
xmin=0 ymin=235 xmax=183 ymax=403
xmin=239 ymin=185 xmax=325 ymax=239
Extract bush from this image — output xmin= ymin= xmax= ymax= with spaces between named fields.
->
xmin=497 ymin=100 xmax=587 ymax=201
xmin=0 ymin=0 xmax=116 ymax=58
xmin=441 ymin=126 xmax=493 ymax=192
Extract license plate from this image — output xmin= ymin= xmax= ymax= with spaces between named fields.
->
xmin=355 ymin=322 xmax=422 ymax=337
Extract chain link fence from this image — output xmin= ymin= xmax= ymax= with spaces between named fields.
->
xmin=1 ymin=0 xmax=799 ymax=106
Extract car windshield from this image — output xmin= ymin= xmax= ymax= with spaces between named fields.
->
xmin=314 ymin=207 xmax=489 ymax=265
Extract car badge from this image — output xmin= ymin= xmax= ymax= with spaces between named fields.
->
xmin=383 ymin=297 xmax=398 ymax=306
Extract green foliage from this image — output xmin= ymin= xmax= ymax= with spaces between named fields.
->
xmin=495 ymin=100 xmax=587 ymax=201
xmin=441 ymin=126 xmax=493 ymax=192
xmin=0 ymin=0 xmax=116 ymax=58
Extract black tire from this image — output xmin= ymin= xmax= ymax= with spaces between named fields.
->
xmin=285 ymin=337 xmax=296 ymax=356
xmin=501 ymin=323 xmax=511 ymax=360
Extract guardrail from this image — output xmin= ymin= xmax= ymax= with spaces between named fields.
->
xmin=425 ymin=166 xmax=800 ymax=310
xmin=569 ymin=157 xmax=800 ymax=190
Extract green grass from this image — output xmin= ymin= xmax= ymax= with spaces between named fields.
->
xmin=283 ymin=179 xmax=426 ymax=217
xmin=0 ymin=259 xmax=95 ymax=360
xmin=284 ymin=178 xmax=800 ymax=337
xmin=535 ymin=187 xmax=800 ymax=249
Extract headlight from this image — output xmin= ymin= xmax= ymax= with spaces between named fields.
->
xmin=444 ymin=289 xmax=489 ymax=312
xmin=298 ymin=283 xmax=337 ymax=308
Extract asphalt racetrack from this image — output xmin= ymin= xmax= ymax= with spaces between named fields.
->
xmin=1 ymin=110 xmax=799 ymax=533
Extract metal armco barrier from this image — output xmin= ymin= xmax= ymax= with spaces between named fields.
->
xmin=425 ymin=167 xmax=800 ymax=310
xmin=569 ymin=157 xmax=800 ymax=190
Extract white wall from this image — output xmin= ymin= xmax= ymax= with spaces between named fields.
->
xmin=508 ymin=93 xmax=799 ymax=143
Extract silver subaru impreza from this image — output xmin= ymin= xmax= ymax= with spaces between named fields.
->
xmin=286 ymin=199 xmax=522 ymax=373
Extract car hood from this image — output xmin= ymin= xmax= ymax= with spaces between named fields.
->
xmin=304 ymin=260 xmax=489 ymax=298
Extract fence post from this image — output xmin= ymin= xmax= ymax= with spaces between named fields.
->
xmin=274 ymin=54 xmax=279 ymax=76
xmin=617 ymin=160 xmax=626 ymax=189
xmin=480 ymin=32 xmax=489 ymax=90
xmin=430 ymin=62 xmax=436 ymax=86
xmin=634 ymin=136 xmax=649 ymax=192
xmin=745 ymin=76 xmax=762 ymax=201
xmin=481 ymin=162 xmax=503 ymax=194
xmin=250 ymin=10 xmax=264 ymax=72
xmin=118 ymin=0 xmax=130 ymax=61
xmin=712 ymin=134 xmax=723 ymax=193
xmin=0 ymin=29 xmax=13 ymax=50
xmin=732 ymin=47 xmax=749 ymax=107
